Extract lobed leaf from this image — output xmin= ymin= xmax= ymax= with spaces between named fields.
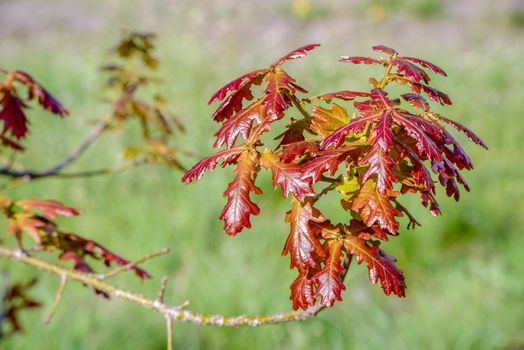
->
xmin=351 ymin=180 xmax=402 ymax=235
xmin=260 ymin=149 xmax=314 ymax=201
xmin=219 ymin=150 xmax=262 ymax=235
xmin=282 ymin=198 xmax=326 ymax=272
xmin=344 ymin=234 xmax=405 ymax=297
xmin=311 ymin=103 xmax=351 ymax=138
xmin=312 ymin=240 xmax=346 ymax=307
xmin=182 ymin=146 xmax=246 ymax=183
xmin=290 ymin=272 xmax=316 ymax=311
xmin=214 ymin=100 xmax=266 ymax=148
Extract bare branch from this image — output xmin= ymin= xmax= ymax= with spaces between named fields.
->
xmin=0 ymin=244 xmax=348 ymax=327
xmin=0 ymin=119 xmax=109 ymax=179
xmin=54 ymin=159 xmax=150 ymax=179
xmin=44 ymin=274 xmax=67 ymax=325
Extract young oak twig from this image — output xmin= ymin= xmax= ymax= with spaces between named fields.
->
xmin=44 ymin=274 xmax=67 ymax=325
xmin=0 ymin=244 xmax=351 ymax=329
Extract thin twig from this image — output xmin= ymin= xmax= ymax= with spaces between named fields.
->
xmin=157 ymin=276 xmax=169 ymax=303
xmin=0 ymin=244 xmax=348 ymax=327
xmin=166 ymin=316 xmax=173 ymax=350
xmin=44 ymin=274 xmax=68 ymax=325
xmin=103 ymin=248 xmax=170 ymax=279
xmin=54 ymin=159 xmax=150 ymax=179
xmin=0 ymin=119 xmax=109 ymax=179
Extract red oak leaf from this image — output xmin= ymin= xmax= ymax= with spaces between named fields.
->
xmin=351 ymin=180 xmax=402 ymax=235
xmin=219 ymin=150 xmax=262 ymax=235
xmin=290 ymin=272 xmax=316 ymax=311
xmin=282 ymin=198 xmax=326 ymax=272
xmin=17 ymin=199 xmax=80 ymax=219
xmin=272 ymin=44 xmax=320 ymax=67
xmin=182 ymin=146 xmax=246 ymax=183
xmin=344 ymin=235 xmax=406 ymax=297
xmin=372 ymin=45 xmax=398 ymax=55
xmin=213 ymin=100 xmax=266 ymax=148
xmin=260 ymin=149 xmax=314 ymax=201
xmin=339 ymin=56 xmax=383 ymax=65
xmin=312 ymin=240 xmax=346 ymax=307
xmin=0 ymin=90 xmax=28 ymax=139
xmin=12 ymin=71 xmax=69 ymax=116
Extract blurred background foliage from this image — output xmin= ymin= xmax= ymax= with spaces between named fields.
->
xmin=0 ymin=0 xmax=523 ymax=349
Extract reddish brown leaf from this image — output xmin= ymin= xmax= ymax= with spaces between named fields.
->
xmin=214 ymin=100 xmax=266 ymax=148
xmin=351 ymin=180 xmax=402 ymax=235
xmin=392 ymin=58 xmax=430 ymax=84
xmin=282 ymin=198 xmax=326 ymax=272
xmin=47 ymin=231 xmax=150 ymax=280
xmin=0 ymin=90 xmax=28 ymax=139
xmin=302 ymin=149 xmax=350 ymax=183
xmin=219 ymin=150 xmax=262 ymax=235
xmin=182 ymin=146 xmax=246 ymax=183
xmin=402 ymin=56 xmax=447 ymax=76
xmin=339 ymin=56 xmax=383 ymax=65
xmin=311 ymin=103 xmax=351 ymax=138
xmin=401 ymin=93 xmax=430 ymax=111
xmin=17 ymin=199 xmax=80 ymax=219
xmin=308 ymin=90 xmax=370 ymax=103
xmin=2 ymin=277 xmax=41 ymax=335
xmin=210 ymin=69 xmax=266 ymax=122
xmin=372 ymin=45 xmax=398 ymax=55
xmin=263 ymin=67 xmax=303 ymax=119
xmin=433 ymin=113 xmax=487 ymax=149
xmin=290 ymin=272 xmax=316 ymax=311
xmin=312 ymin=240 xmax=346 ymax=307
xmin=344 ymin=234 xmax=405 ymax=297
xmin=260 ymin=149 xmax=314 ymax=201
xmin=359 ymin=111 xmax=398 ymax=193
xmin=280 ymin=140 xmax=320 ymax=163
xmin=320 ymin=113 xmax=380 ymax=149
xmin=272 ymin=44 xmax=320 ymax=67
xmin=12 ymin=71 xmax=69 ymax=116
xmin=274 ymin=118 xmax=308 ymax=147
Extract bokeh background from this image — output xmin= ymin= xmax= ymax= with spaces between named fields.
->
xmin=1 ymin=0 xmax=523 ymax=349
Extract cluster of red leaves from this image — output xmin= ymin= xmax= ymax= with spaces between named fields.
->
xmin=0 ymin=277 xmax=41 ymax=336
xmin=0 ymin=195 xmax=149 ymax=297
xmin=183 ymin=45 xmax=485 ymax=310
xmin=103 ymin=33 xmax=185 ymax=170
xmin=0 ymin=69 xmax=68 ymax=150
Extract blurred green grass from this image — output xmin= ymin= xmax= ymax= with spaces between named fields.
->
xmin=1 ymin=1 xmax=524 ymax=349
